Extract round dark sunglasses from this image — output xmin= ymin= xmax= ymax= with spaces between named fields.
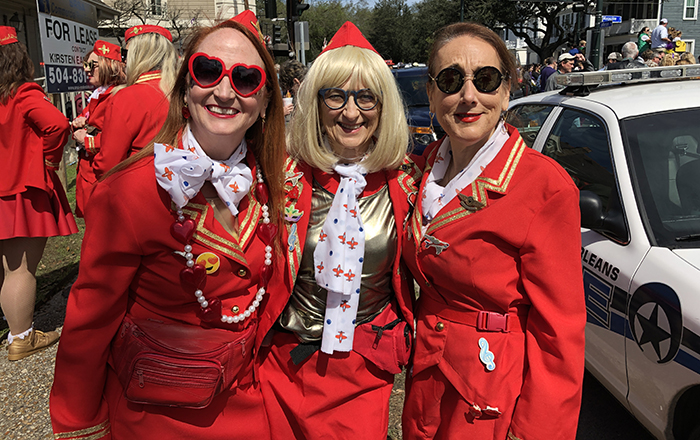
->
xmin=188 ymin=52 xmax=266 ymax=97
xmin=429 ymin=66 xmax=504 ymax=94
xmin=83 ymin=60 xmax=99 ymax=72
xmin=318 ymin=88 xmax=379 ymax=111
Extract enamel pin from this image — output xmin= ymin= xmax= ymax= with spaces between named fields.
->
xmin=196 ymin=252 xmax=220 ymax=274
xmin=421 ymin=234 xmax=449 ymax=255
xmin=478 ymin=337 xmax=496 ymax=371
xmin=288 ymin=223 xmax=298 ymax=252
xmin=458 ymin=194 xmax=486 ymax=212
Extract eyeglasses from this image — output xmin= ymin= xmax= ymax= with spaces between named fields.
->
xmin=318 ymin=88 xmax=380 ymax=111
xmin=83 ymin=60 xmax=98 ymax=72
xmin=188 ymin=52 xmax=266 ymax=97
xmin=429 ymin=66 xmax=504 ymax=94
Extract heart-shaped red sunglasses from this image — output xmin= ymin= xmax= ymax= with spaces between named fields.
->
xmin=188 ymin=52 xmax=266 ymax=97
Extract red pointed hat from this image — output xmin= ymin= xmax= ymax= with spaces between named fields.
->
xmin=228 ymin=10 xmax=264 ymax=43
xmin=0 ymin=26 xmax=18 ymax=46
xmin=319 ymin=21 xmax=378 ymax=56
xmin=125 ymin=25 xmax=172 ymax=43
xmin=94 ymin=40 xmax=122 ymax=62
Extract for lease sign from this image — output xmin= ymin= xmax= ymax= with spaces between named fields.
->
xmin=37 ymin=0 xmax=100 ymax=93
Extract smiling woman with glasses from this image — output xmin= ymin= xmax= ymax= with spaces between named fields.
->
xmin=259 ymin=21 xmax=419 ymax=440
xmin=51 ymin=15 xmax=289 ymax=440
xmin=401 ymin=22 xmax=586 ymax=440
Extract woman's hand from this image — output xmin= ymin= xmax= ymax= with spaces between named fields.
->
xmin=73 ymin=128 xmax=87 ymax=144
xmin=283 ymin=102 xmax=294 ymax=116
xmin=72 ymin=116 xmax=87 ymax=129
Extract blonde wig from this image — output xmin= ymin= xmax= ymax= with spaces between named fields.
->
xmin=125 ymin=32 xmax=178 ymax=96
xmin=287 ymin=45 xmax=410 ymax=173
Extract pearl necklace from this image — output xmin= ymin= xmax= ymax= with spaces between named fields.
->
xmin=170 ymin=165 xmax=277 ymax=325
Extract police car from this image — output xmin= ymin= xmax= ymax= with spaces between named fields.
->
xmin=506 ymin=66 xmax=700 ymax=440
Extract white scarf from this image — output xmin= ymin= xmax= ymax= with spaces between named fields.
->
xmin=314 ymin=162 xmax=368 ymax=354
xmin=154 ymin=126 xmax=253 ymax=216
xmin=421 ymin=121 xmax=509 ymax=232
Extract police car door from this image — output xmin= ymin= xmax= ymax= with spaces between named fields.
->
xmin=619 ymin=109 xmax=700 ymax=439
xmin=538 ymin=106 xmax=644 ymax=408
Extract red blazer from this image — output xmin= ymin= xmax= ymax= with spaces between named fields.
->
xmin=0 ymin=82 xmax=69 ymax=196
xmin=92 ymin=72 xmax=169 ymax=179
xmin=50 ymin=153 xmax=291 ymax=439
xmin=403 ymin=126 xmax=586 ymax=439
xmin=256 ymin=156 xmax=422 ymax=351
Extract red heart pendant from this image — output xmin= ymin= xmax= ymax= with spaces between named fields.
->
xmin=171 ymin=219 xmax=196 ymax=244
xmin=257 ymin=223 xmax=278 ymax=246
xmin=180 ymin=264 xmax=207 ymax=290
xmin=259 ymin=264 xmax=273 ymax=288
xmin=208 ymin=297 xmax=222 ymax=314
xmin=255 ymin=182 xmax=269 ymax=205
xmin=198 ymin=297 xmax=222 ymax=322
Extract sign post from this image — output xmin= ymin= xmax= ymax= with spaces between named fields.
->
xmin=294 ymin=21 xmax=309 ymax=65
xmin=36 ymin=0 xmax=99 ymax=93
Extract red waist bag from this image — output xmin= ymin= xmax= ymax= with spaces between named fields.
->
xmin=110 ymin=315 xmax=255 ymax=409
xmin=353 ymin=302 xmax=412 ymax=374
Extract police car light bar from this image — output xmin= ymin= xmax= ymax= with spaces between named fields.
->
xmin=556 ymin=65 xmax=700 ymax=87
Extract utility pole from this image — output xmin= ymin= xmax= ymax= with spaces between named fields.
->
xmin=590 ymin=0 xmax=603 ymax=69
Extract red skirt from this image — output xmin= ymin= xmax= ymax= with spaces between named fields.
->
xmin=259 ymin=331 xmax=395 ymax=440
xmin=0 ymin=170 xmax=78 ymax=240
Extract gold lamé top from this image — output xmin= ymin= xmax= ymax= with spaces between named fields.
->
xmin=279 ymin=178 xmax=397 ymax=342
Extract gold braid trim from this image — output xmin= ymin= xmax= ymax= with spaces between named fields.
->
xmin=45 ymin=159 xmax=61 ymax=168
xmin=507 ymin=430 xmax=523 ymax=440
xmin=54 ymin=420 xmax=110 ymax=439
xmin=135 ymin=73 xmax=161 ymax=84
xmin=85 ymin=136 xmax=96 ymax=155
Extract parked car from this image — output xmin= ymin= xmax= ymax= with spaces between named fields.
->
xmin=392 ymin=66 xmax=444 ymax=155
xmin=506 ymin=65 xmax=700 ymax=440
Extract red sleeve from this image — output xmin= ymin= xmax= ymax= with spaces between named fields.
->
xmin=20 ymin=87 xmax=70 ymax=169
xmin=92 ymin=92 xmax=138 ymax=179
xmin=50 ymin=179 xmax=142 ymax=440
xmin=509 ymin=183 xmax=586 ymax=439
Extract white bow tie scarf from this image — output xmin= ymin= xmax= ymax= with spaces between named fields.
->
xmin=314 ymin=163 xmax=368 ymax=354
xmin=154 ymin=126 xmax=253 ymax=216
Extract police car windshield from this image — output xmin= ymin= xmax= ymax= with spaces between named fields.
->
xmin=623 ymin=108 xmax=700 ymax=248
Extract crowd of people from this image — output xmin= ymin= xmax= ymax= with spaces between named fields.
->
xmin=518 ymin=19 xmax=698 ymax=95
xmin=5 ymin=10 xmax=654 ymax=439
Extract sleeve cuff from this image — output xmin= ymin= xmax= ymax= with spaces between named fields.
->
xmin=53 ymin=420 xmax=110 ymax=440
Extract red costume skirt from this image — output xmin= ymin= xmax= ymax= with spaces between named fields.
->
xmin=259 ymin=331 xmax=395 ymax=440
xmin=0 ymin=170 xmax=78 ymax=240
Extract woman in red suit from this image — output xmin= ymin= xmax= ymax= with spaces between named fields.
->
xmin=92 ymin=25 xmax=177 ymax=179
xmin=0 ymin=26 xmax=78 ymax=361
xmin=259 ymin=22 xmax=420 ymax=440
xmin=50 ymin=18 xmax=288 ymax=439
xmin=72 ymin=39 xmax=125 ymax=217
xmin=401 ymin=22 xmax=586 ymax=440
